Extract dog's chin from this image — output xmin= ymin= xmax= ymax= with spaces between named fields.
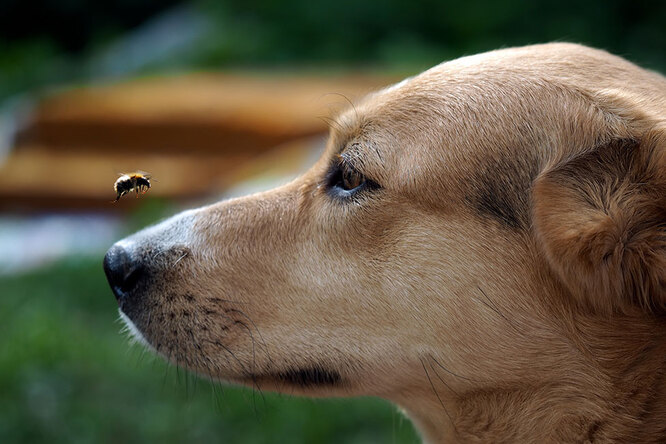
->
xmin=118 ymin=309 xmax=155 ymax=352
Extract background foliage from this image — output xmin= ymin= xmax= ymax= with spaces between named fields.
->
xmin=1 ymin=0 xmax=664 ymax=100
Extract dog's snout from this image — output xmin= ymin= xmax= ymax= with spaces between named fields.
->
xmin=103 ymin=244 xmax=144 ymax=302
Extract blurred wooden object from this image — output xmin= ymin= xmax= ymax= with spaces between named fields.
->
xmin=0 ymin=73 xmax=395 ymax=210
xmin=0 ymin=146 xmax=247 ymax=210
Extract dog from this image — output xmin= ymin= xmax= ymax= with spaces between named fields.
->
xmin=104 ymin=43 xmax=666 ymax=443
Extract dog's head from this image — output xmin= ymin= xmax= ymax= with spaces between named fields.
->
xmin=104 ymin=43 xmax=666 ymax=442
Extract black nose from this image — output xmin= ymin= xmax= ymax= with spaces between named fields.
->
xmin=103 ymin=244 xmax=144 ymax=301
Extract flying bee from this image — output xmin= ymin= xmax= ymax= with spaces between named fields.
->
xmin=113 ymin=172 xmax=151 ymax=202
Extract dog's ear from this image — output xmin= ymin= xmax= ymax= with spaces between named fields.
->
xmin=533 ymin=125 xmax=666 ymax=315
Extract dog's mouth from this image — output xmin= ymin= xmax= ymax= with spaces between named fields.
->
xmin=248 ymin=366 xmax=343 ymax=389
xmin=118 ymin=309 xmax=154 ymax=351
xmin=117 ymin=303 xmax=348 ymax=393
xmin=105 ymin=234 xmax=350 ymax=393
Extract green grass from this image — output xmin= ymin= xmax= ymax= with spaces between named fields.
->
xmin=0 ymin=258 xmax=419 ymax=444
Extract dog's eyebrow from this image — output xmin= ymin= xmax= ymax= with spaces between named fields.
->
xmin=339 ymin=141 xmax=385 ymax=178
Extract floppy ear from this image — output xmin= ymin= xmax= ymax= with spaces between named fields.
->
xmin=533 ymin=126 xmax=666 ymax=315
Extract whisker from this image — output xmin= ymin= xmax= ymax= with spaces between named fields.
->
xmin=151 ymin=249 xmax=168 ymax=262
xmin=317 ymin=115 xmax=343 ymax=132
xmin=420 ymin=357 xmax=457 ymax=434
xmin=161 ymin=347 xmax=174 ymax=391
xmin=204 ymin=339 xmax=250 ymax=377
xmin=212 ymin=309 xmax=268 ymax=411
xmin=206 ymin=338 xmax=266 ymax=415
xmin=428 ymin=354 xmax=479 ymax=383
xmin=172 ymin=252 xmax=188 ymax=267
xmin=476 ymin=286 xmax=523 ymax=335
xmin=322 ymin=92 xmax=359 ymax=122
xmin=225 ymin=308 xmax=273 ymax=364
xmin=427 ymin=359 xmax=459 ymax=396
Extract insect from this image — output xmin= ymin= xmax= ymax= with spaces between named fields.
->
xmin=113 ymin=172 xmax=151 ymax=202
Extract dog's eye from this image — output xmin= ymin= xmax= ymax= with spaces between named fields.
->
xmin=326 ymin=159 xmax=379 ymax=200
xmin=340 ymin=167 xmax=365 ymax=191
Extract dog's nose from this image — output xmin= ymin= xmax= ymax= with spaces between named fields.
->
xmin=103 ymin=244 xmax=144 ymax=301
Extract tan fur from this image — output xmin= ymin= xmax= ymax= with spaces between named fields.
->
xmin=112 ymin=43 xmax=666 ymax=443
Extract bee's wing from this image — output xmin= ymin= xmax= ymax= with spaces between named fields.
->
xmin=134 ymin=170 xmax=152 ymax=180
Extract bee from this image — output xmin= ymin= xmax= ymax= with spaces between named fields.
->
xmin=113 ymin=172 xmax=151 ymax=202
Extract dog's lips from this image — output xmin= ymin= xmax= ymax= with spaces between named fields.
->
xmin=240 ymin=366 xmax=344 ymax=391
xmin=118 ymin=309 xmax=154 ymax=351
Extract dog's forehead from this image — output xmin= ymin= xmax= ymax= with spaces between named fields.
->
xmin=333 ymin=43 xmax=627 ymax=153
xmin=334 ymin=49 xmax=539 ymax=147
xmin=329 ymin=55 xmax=536 ymax=187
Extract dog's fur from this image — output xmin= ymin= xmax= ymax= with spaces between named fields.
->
xmin=107 ymin=43 xmax=666 ymax=443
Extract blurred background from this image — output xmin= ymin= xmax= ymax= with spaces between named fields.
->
xmin=1 ymin=0 xmax=664 ymax=442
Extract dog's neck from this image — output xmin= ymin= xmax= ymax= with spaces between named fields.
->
xmin=399 ymin=314 xmax=666 ymax=443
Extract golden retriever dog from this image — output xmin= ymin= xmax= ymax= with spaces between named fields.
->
xmin=103 ymin=43 xmax=666 ymax=443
